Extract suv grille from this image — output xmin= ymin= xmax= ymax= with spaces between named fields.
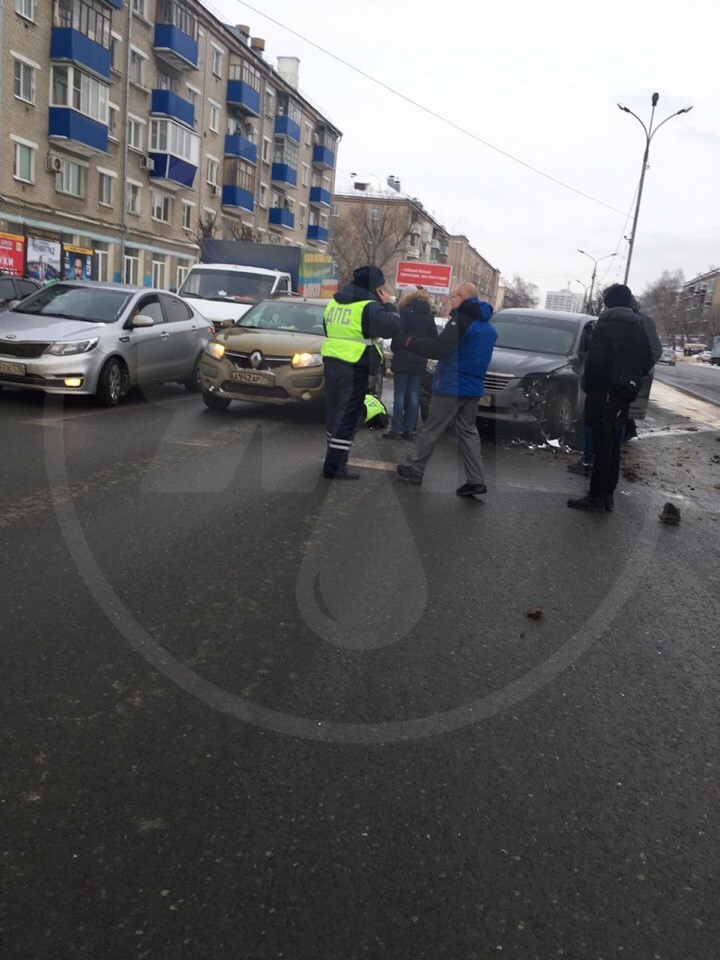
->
xmin=225 ymin=351 xmax=288 ymax=371
xmin=484 ymin=371 xmax=514 ymax=391
xmin=0 ymin=340 xmax=49 ymax=359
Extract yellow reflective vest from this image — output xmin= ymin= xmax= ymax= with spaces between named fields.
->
xmin=321 ymin=298 xmax=383 ymax=364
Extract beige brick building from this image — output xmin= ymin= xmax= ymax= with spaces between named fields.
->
xmin=0 ymin=0 xmax=340 ymax=289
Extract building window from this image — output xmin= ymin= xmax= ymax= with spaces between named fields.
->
xmin=131 ymin=0 xmax=146 ymax=18
xmin=211 ymin=44 xmax=224 ymax=78
xmin=149 ymin=119 xmax=199 ymax=163
xmin=151 ymin=190 xmax=171 ymax=222
xmin=110 ymin=33 xmax=122 ymax=72
xmin=206 ymin=157 xmax=219 ymax=186
xmin=55 ymin=158 xmax=85 ymax=197
xmin=15 ymin=0 xmax=34 ymax=21
xmin=13 ymin=58 xmax=36 ymax=104
xmin=98 ymin=171 xmax=113 ymax=205
xmin=301 ymin=163 xmax=309 ymax=188
xmin=95 ymin=241 xmax=108 ymax=281
xmin=182 ymin=202 xmax=193 ymax=231
xmin=127 ymin=115 xmax=144 ymax=151
xmin=126 ymin=182 xmax=141 ymax=215
xmin=12 ymin=140 xmax=35 ymax=183
xmin=262 ymin=138 xmax=271 ymax=163
xmin=156 ymin=71 xmax=175 ymax=92
xmin=151 ymin=254 xmax=166 ymax=289
xmin=51 ymin=65 xmax=108 ymax=125
xmin=124 ymin=247 xmax=139 ymax=286
xmin=129 ymin=48 xmax=147 ymax=87
xmin=277 ymin=94 xmax=302 ymax=125
xmin=258 ymin=182 xmax=267 ymax=207
xmin=185 ymin=84 xmax=199 ymax=107
xmin=108 ymin=104 xmax=119 ymax=139
xmin=273 ymin=138 xmax=299 ymax=169
xmin=223 ymin=158 xmax=255 ymax=196
xmin=57 ymin=0 xmax=111 ymax=48
xmin=264 ymin=87 xmax=274 ymax=116
xmin=157 ymin=0 xmax=199 ymax=40
xmin=299 ymin=204 xmax=306 ymax=228
xmin=177 ymin=262 xmax=191 ymax=288
xmin=208 ymin=100 xmax=220 ymax=133
xmin=304 ymin=122 xmax=313 ymax=146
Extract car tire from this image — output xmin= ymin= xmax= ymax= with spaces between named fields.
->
xmin=547 ymin=392 xmax=576 ymax=438
xmin=184 ymin=354 xmax=203 ymax=393
xmin=202 ymin=390 xmax=230 ymax=412
xmin=95 ymin=357 xmax=127 ymax=407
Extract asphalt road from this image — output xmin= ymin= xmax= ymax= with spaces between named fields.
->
xmin=2 ymin=385 xmax=720 ymax=959
xmin=655 ymin=358 xmax=720 ymax=405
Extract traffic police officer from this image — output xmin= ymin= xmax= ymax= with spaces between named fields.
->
xmin=321 ymin=265 xmax=400 ymax=479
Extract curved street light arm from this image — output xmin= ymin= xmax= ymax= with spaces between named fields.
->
xmin=649 ymin=108 xmax=694 ymax=143
xmin=618 ymin=105 xmax=649 ymax=141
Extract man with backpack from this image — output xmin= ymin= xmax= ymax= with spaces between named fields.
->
xmin=568 ymin=284 xmax=654 ymax=513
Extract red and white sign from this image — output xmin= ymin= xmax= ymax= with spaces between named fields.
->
xmin=0 ymin=231 xmax=25 ymax=275
xmin=395 ymin=261 xmax=453 ymax=295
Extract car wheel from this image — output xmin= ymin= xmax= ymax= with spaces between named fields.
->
xmin=547 ymin=393 xmax=576 ymax=438
xmin=95 ymin=358 xmax=126 ymax=407
xmin=202 ymin=390 xmax=230 ymax=412
xmin=184 ymin=354 xmax=203 ymax=393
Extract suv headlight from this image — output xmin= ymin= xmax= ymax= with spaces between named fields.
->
xmin=292 ymin=352 xmax=322 ymax=368
xmin=205 ymin=341 xmax=226 ymax=360
xmin=46 ymin=338 xmax=99 ymax=356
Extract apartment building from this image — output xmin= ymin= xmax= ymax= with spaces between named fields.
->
xmin=0 ymin=0 xmax=340 ymax=289
xmin=446 ymin=234 xmax=499 ymax=304
xmin=544 ymin=289 xmax=583 ymax=313
xmin=680 ymin=269 xmax=720 ymax=342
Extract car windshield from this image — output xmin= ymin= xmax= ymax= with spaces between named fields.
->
xmin=11 ymin=284 xmax=132 ymax=323
xmin=493 ymin=314 xmax=578 ymax=355
xmin=238 ymin=301 xmax=326 ymax=334
xmin=179 ymin=269 xmax=275 ymax=303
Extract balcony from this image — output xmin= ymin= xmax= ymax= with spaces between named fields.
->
xmin=151 ymin=89 xmax=194 ymax=128
xmin=149 ymin=154 xmax=197 ymax=188
xmin=271 ymin=163 xmax=297 ymax=188
xmin=269 ymin=208 xmax=295 ymax=230
xmin=274 ymin=115 xmax=300 ymax=143
xmin=49 ymin=108 xmax=108 ymax=153
xmin=309 ymin=186 xmax=332 ymax=207
xmin=224 ymin=134 xmax=257 ymax=164
xmin=312 ymin=144 xmax=335 ymax=169
xmin=50 ymin=28 xmax=111 ymax=80
xmin=307 ymin=225 xmax=329 ymax=244
xmin=106 ymin=0 xmax=122 ymax=6
xmin=153 ymin=23 xmax=199 ymax=71
xmin=226 ymin=81 xmax=260 ymax=117
xmin=222 ymin=186 xmax=254 ymax=212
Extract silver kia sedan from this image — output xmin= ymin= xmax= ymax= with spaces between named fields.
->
xmin=0 ymin=282 xmax=213 ymax=405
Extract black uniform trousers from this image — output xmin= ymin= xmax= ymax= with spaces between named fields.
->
xmin=586 ymin=391 xmax=629 ymax=498
xmin=323 ymin=357 xmax=369 ymax=476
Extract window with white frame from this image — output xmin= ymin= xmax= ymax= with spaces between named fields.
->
xmin=131 ymin=0 xmax=146 ymax=19
xmin=177 ymin=261 xmax=191 ymax=288
xmin=304 ymin=122 xmax=313 ymax=146
xmin=299 ymin=203 xmax=307 ymax=228
xmin=108 ymin=103 xmax=119 ymax=139
xmin=182 ymin=201 xmax=193 ymax=231
xmin=126 ymin=181 xmax=141 ymax=214
xmin=151 ymin=190 xmax=171 ymax=222
xmin=15 ymin=0 xmax=34 ymax=21
xmin=57 ymin=0 xmax=111 ymax=47
xmin=258 ymin=182 xmax=267 ymax=207
xmin=98 ymin=170 xmax=114 ymax=205
xmin=211 ymin=44 xmax=224 ymax=78
xmin=149 ymin=119 xmax=199 ymax=163
xmin=12 ymin=138 xmax=35 ymax=183
xmin=186 ymin=84 xmax=199 ymax=107
xmin=208 ymin=100 xmax=220 ymax=132
xmin=55 ymin=158 xmax=85 ymax=197
xmin=151 ymin=254 xmax=166 ymax=289
xmin=123 ymin=247 xmax=139 ymax=285
xmin=13 ymin=56 xmax=36 ymax=104
xmin=110 ymin=33 xmax=122 ymax=72
xmin=51 ymin=65 xmax=108 ymax=124
xmin=264 ymin=87 xmax=274 ymax=116
xmin=262 ymin=137 xmax=271 ymax=163
xmin=95 ymin=241 xmax=108 ymax=282
xmin=129 ymin=47 xmax=147 ymax=87
xmin=301 ymin=163 xmax=309 ymax=188
xmin=206 ymin=156 xmax=219 ymax=186
xmin=127 ymin=115 xmax=144 ymax=151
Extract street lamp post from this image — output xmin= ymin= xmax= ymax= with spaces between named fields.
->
xmin=577 ymin=249 xmax=617 ymax=312
xmin=618 ymin=93 xmax=693 ymax=284
xmin=573 ymin=279 xmax=588 ymax=312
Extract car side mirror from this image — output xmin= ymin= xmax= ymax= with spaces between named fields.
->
xmin=132 ymin=314 xmax=155 ymax=327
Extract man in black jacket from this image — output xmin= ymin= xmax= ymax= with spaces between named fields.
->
xmin=384 ymin=287 xmax=438 ymax=439
xmin=568 ymin=284 xmax=654 ymax=512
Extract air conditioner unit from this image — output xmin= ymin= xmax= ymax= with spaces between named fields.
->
xmin=139 ymin=156 xmax=155 ymax=172
xmin=46 ymin=155 xmax=63 ymax=173
xmin=208 ymin=184 xmax=219 ymax=196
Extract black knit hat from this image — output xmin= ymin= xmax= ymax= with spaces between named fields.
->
xmin=457 ymin=300 xmax=483 ymax=321
xmin=353 ymin=265 xmax=385 ymax=291
xmin=603 ymin=283 xmax=633 ymax=308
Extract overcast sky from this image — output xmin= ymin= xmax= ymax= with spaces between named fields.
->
xmin=214 ymin=0 xmax=718 ymax=302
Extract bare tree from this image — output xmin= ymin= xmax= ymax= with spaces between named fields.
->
xmin=639 ymin=269 xmax=685 ymax=343
xmin=502 ymin=274 xmax=540 ymax=309
xmin=193 ymin=211 xmax=218 ymax=247
xmin=331 ymin=202 xmax=413 ymax=286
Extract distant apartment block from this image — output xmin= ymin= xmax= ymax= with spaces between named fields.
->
xmin=0 ymin=0 xmax=340 ymax=288
xmin=545 ymin=290 xmax=583 ymax=313
xmin=680 ymin=269 xmax=720 ymax=342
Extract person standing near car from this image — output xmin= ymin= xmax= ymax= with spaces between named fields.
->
xmin=395 ymin=285 xmax=497 ymax=497
xmin=384 ymin=286 xmax=439 ymax=440
xmin=321 ymin=265 xmax=401 ymax=480
xmin=622 ymin=296 xmax=663 ymax=442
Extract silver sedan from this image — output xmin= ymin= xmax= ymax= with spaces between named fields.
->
xmin=0 ymin=281 xmax=213 ymax=405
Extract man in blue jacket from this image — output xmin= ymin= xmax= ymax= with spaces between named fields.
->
xmin=394 ymin=284 xmax=497 ymax=496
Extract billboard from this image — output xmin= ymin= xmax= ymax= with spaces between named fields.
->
xmin=64 ymin=245 xmax=94 ymax=280
xmin=0 ymin=231 xmax=25 ymax=275
xmin=26 ymin=234 xmax=62 ymax=282
xmin=395 ymin=261 xmax=453 ymax=295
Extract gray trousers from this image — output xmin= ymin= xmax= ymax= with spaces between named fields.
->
xmin=406 ymin=394 xmax=485 ymax=485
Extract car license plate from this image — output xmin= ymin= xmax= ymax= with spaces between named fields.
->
xmin=478 ymin=394 xmax=492 ymax=407
xmin=231 ymin=369 xmax=275 ymax=385
xmin=0 ymin=360 xmax=26 ymax=376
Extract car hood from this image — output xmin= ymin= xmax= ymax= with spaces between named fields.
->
xmin=486 ymin=346 xmax=574 ymax=377
xmin=0 ymin=313 xmax=108 ymax=341
xmin=217 ymin=327 xmax=324 ymax=355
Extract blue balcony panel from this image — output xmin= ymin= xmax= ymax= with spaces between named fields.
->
xmin=274 ymin=115 xmax=300 ymax=143
xmin=148 ymin=152 xmax=197 ymax=188
xmin=224 ymin=135 xmax=257 ymax=164
xmin=307 ymin=225 xmax=329 ymax=244
xmin=309 ymin=186 xmax=332 ymax=207
xmin=271 ymin=163 xmax=297 ymax=187
xmin=222 ymin=186 xmax=254 ymax=212
xmin=153 ymin=24 xmax=199 ymax=71
xmin=50 ymin=27 xmax=111 ymax=79
xmin=269 ymin=208 xmax=295 ymax=230
xmin=312 ymin=145 xmax=335 ymax=169
xmin=226 ymin=81 xmax=260 ymax=116
xmin=107 ymin=0 xmax=123 ymax=8
xmin=151 ymin=89 xmax=194 ymax=128
xmin=49 ymin=108 xmax=108 ymax=153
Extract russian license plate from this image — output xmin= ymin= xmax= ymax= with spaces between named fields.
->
xmin=478 ymin=394 xmax=492 ymax=407
xmin=0 ymin=360 xmax=26 ymax=376
xmin=231 ymin=369 xmax=275 ymax=385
